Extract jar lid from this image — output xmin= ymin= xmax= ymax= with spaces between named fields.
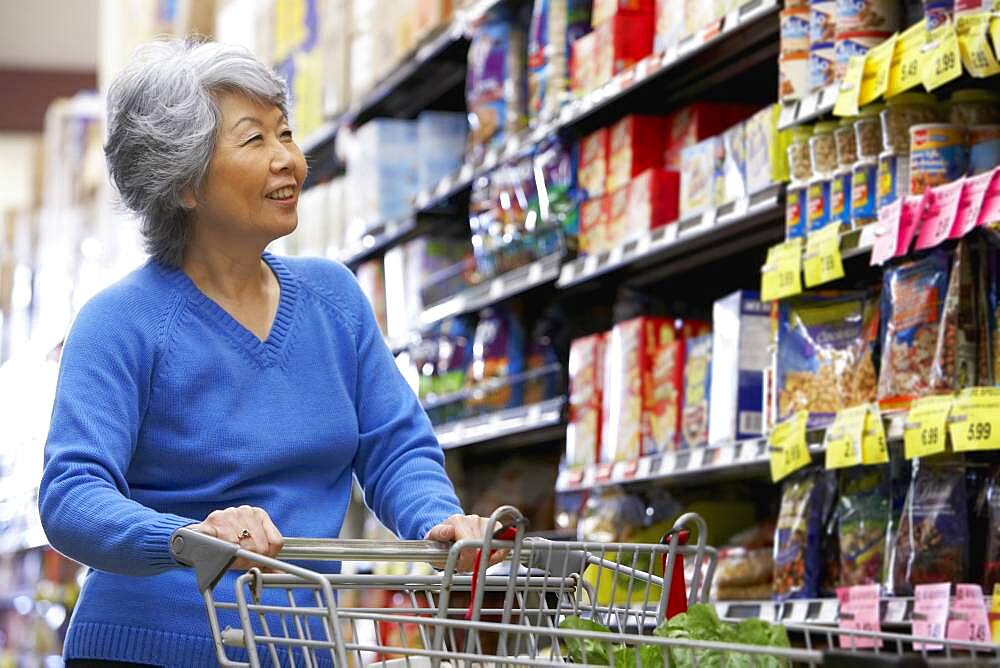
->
xmin=857 ymin=103 xmax=886 ymax=117
xmin=790 ymin=125 xmax=814 ymax=141
xmin=950 ymin=89 xmax=1000 ymax=105
xmin=814 ymin=120 xmax=839 ymax=134
xmin=886 ymin=92 xmax=937 ymax=106
xmin=838 ymin=116 xmax=857 ymax=127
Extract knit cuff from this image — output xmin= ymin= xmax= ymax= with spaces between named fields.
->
xmin=138 ymin=513 xmax=200 ymax=571
xmin=417 ymin=503 xmax=465 ymax=542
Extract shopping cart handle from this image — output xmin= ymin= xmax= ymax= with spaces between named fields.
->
xmin=821 ymin=652 xmax=928 ymax=668
xmin=277 ymin=538 xmax=453 ymax=562
xmin=171 ymin=527 xmax=241 ymax=590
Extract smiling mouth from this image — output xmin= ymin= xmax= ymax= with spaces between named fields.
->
xmin=265 ymin=186 xmax=296 ymax=201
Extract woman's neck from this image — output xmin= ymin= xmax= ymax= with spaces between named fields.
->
xmin=180 ymin=242 xmax=273 ymax=304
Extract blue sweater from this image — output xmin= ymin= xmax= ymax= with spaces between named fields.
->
xmin=39 ymin=253 xmax=463 ymax=666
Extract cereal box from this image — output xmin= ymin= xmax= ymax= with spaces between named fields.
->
xmin=708 ymin=291 xmax=770 ymax=444
xmin=592 ymin=0 xmax=655 ymax=26
xmin=607 ymin=114 xmax=668 ymax=192
xmin=579 ymin=196 xmax=609 ymax=254
xmin=603 ymin=318 xmax=657 ymax=461
xmin=681 ymin=333 xmax=713 ymax=449
xmin=744 ymin=104 xmax=783 ymax=194
xmin=571 ymin=30 xmax=598 ymax=97
xmin=567 ymin=334 xmax=606 ymax=468
xmin=722 ymin=122 xmax=747 ymax=203
xmin=680 ymin=137 xmax=723 ymax=218
xmin=684 ymin=0 xmax=727 ymax=36
xmin=579 ymin=128 xmax=609 ymax=198
xmin=594 ymin=13 xmax=655 ymax=86
xmin=655 ymin=0 xmax=685 ymax=54
xmin=663 ymin=103 xmax=747 ymax=170
xmin=606 ymin=185 xmax=630 ymax=249
xmin=625 ymin=168 xmax=680 ymax=239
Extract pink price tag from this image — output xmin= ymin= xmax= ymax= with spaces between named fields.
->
xmin=947 ymin=584 xmax=991 ymax=644
xmin=976 ymin=167 xmax=1000 ymax=228
xmin=915 ymin=179 xmax=965 ymax=250
xmin=951 ymin=171 xmax=994 ymax=239
xmin=871 ymin=200 xmax=902 ymax=266
xmin=893 ymin=195 xmax=924 ymax=259
xmin=913 ymin=582 xmax=951 ymax=651
xmin=837 ymin=584 xmax=882 ymax=649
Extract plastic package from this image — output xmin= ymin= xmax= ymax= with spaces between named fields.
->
xmin=534 ymin=137 xmax=581 ymax=249
xmin=835 ymin=117 xmax=858 ymax=167
xmin=838 ymin=466 xmax=890 ymax=587
xmin=948 ymin=89 xmax=1000 ymax=127
xmin=528 ymin=0 xmax=593 ymax=125
xmin=468 ymin=306 xmax=526 ymax=412
xmin=928 ymin=241 xmax=980 ymax=393
xmin=809 ymin=43 xmax=836 ymax=92
xmin=854 ymin=106 xmax=884 ymax=159
xmin=880 ymin=92 xmax=940 ymax=155
xmin=810 ymin=121 xmax=838 ymax=176
xmin=774 ymin=468 xmax=836 ymax=601
xmin=983 ymin=469 xmax=1000 ymax=593
xmin=787 ymin=125 xmax=814 ymax=183
xmin=466 ymin=10 xmax=528 ymax=158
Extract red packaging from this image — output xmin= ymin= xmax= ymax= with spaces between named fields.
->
xmin=626 ymin=168 xmax=680 ymax=238
xmin=645 ymin=319 xmax=711 ymax=453
xmin=608 ymin=114 xmax=668 ymax=192
xmin=579 ymin=196 xmax=609 ymax=254
xmin=663 ymin=102 xmax=758 ymax=169
xmin=567 ymin=334 xmax=606 ymax=468
xmin=571 ymin=31 xmax=598 ymax=97
xmin=606 ymin=185 xmax=630 ymax=249
xmin=579 ymin=128 xmax=609 ymax=197
xmin=595 ymin=14 xmax=655 ymax=86
xmin=592 ymin=0 xmax=655 ymax=26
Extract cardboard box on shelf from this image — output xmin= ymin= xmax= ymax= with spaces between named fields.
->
xmin=592 ymin=0 xmax=655 ymax=26
xmin=663 ymin=102 xmax=757 ymax=170
xmin=722 ymin=122 xmax=748 ymax=202
xmin=625 ymin=168 xmax=680 ymax=239
xmin=680 ymin=136 xmax=724 ymax=218
xmin=603 ymin=317 xmax=664 ymax=461
xmin=708 ymin=290 xmax=770 ymax=444
xmin=579 ymin=195 xmax=609 ymax=254
xmin=578 ymin=128 xmax=609 ymax=198
xmin=744 ymin=104 xmax=783 ymax=195
xmin=567 ymin=334 xmax=607 ymax=468
xmin=681 ymin=333 xmax=713 ymax=449
xmin=416 ymin=111 xmax=467 ymax=193
xmin=606 ymin=185 xmax=630 ymax=248
xmin=655 ymin=0 xmax=685 ymax=54
xmin=570 ymin=30 xmax=599 ymax=97
xmin=594 ymin=13 xmax=655 ymax=86
xmin=607 ymin=114 xmax=668 ymax=192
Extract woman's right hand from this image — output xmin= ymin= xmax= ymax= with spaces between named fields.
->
xmin=188 ymin=505 xmax=284 ymax=570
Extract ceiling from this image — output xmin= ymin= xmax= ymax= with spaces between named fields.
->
xmin=0 ymin=0 xmax=97 ymax=71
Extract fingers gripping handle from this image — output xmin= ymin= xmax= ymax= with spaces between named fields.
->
xmin=171 ymin=527 xmax=240 ymax=591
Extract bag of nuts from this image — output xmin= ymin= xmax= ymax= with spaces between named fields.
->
xmin=929 ymin=240 xmax=982 ymax=393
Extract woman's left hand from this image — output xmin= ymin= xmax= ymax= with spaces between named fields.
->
xmin=425 ymin=514 xmax=509 ymax=572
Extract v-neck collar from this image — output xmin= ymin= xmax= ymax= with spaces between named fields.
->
xmin=160 ymin=251 xmax=299 ymax=365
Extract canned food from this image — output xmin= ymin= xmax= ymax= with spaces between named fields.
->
xmin=809 ymin=43 xmax=836 ymax=92
xmin=955 ymin=0 xmax=992 ymax=13
xmin=835 ymin=118 xmax=859 ymax=167
xmin=910 ymin=123 xmax=968 ymax=195
xmin=810 ymin=2 xmax=837 ymax=44
xmin=786 ymin=183 xmax=807 ymax=239
xmin=877 ymin=150 xmax=909 ymax=209
xmin=831 ymin=166 xmax=852 ymax=227
xmin=854 ymin=105 xmax=885 ymax=158
xmin=810 ymin=121 xmax=839 ymax=176
xmin=779 ymin=51 xmax=810 ymax=102
xmin=880 ymin=92 xmax=940 ymax=154
xmin=781 ymin=8 xmax=811 ymax=52
xmin=949 ymin=89 xmax=1000 ymax=126
xmin=851 ymin=158 xmax=878 ymax=226
xmin=787 ymin=125 xmax=814 ymax=182
xmin=834 ymin=32 xmax=893 ymax=80
xmin=835 ymin=0 xmax=902 ymax=32
xmin=924 ymin=0 xmax=954 ymax=30
xmin=968 ymin=125 xmax=1000 ymax=176
xmin=808 ymin=176 xmax=833 ymax=232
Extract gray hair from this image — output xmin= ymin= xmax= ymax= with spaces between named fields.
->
xmin=105 ymin=38 xmax=288 ymax=267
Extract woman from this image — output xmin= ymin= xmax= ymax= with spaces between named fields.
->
xmin=39 ymin=38 xmax=492 ymax=667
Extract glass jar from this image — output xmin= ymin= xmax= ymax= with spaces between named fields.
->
xmin=787 ymin=125 xmax=814 ymax=182
xmin=810 ymin=120 xmax=839 ymax=176
xmin=949 ymin=89 xmax=1000 ymax=127
xmin=835 ymin=117 xmax=858 ymax=168
xmin=854 ymin=104 xmax=885 ymax=159
xmin=880 ymin=92 xmax=940 ymax=154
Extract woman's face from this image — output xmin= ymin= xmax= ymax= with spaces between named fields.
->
xmin=190 ymin=91 xmax=307 ymax=246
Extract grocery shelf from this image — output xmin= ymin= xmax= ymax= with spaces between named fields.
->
xmin=419 ymin=251 xmax=564 ymax=328
xmin=558 ymin=184 xmax=785 ymax=289
xmin=434 ymin=396 xmax=566 ymax=450
xmin=717 ymin=596 xmax=987 ymax=628
xmin=340 ymin=216 xmax=418 ymax=269
xmin=299 ymin=120 xmax=342 ymax=157
xmin=777 ymin=84 xmax=838 ymax=131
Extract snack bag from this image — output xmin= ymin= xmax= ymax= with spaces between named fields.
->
xmin=877 ymin=250 xmax=951 ymax=410
xmin=528 ymin=0 xmax=593 ymax=124
xmin=930 ymin=241 xmax=980 ymax=393
xmin=838 ymin=466 xmax=891 ymax=587
xmin=983 ymin=468 xmax=1000 ymax=592
xmin=524 ymin=309 xmax=568 ymax=405
xmin=468 ymin=306 xmax=526 ymax=411
xmin=533 ymin=138 xmax=581 ymax=250
xmin=776 ymin=291 xmax=879 ymax=427
xmin=773 ymin=468 xmax=835 ymax=600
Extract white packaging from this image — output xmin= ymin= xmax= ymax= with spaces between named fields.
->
xmin=416 ymin=111 xmax=468 ymax=193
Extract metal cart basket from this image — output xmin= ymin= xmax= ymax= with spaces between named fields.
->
xmin=171 ymin=506 xmax=1000 ymax=667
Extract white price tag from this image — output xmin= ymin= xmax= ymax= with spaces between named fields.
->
xmin=724 ymin=8 xmax=740 ymax=30
xmin=636 ymin=456 xmax=653 ymax=479
xmin=798 ymin=93 xmax=819 ymax=119
xmin=701 ymin=207 xmax=717 ymax=229
xmin=787 ymin=602 xmax=809 ymax=623
xmin=581 ymin=467 xmax=596 ymax=487
xmin=663 ymin=46 xmax=679 ymax=66
xmin=583 ymin=254 xmax=599 ymax=275
xmin=818 ymin=599 xmax=840 ymax=624
xmin=715 ymin=445 xmax=736 ymax=466
xmin=528 ymin=262 xmax=543 ymax=284
xmin=689 ymin=448 xmax=706 ymax=470
xmin=885 ymin=599 xmax=908 ymax=624
xmin=659 ymin=453 xmax=677 ymax=474
xmin=758 ymin=604 xmax=777 ymax=622
xmin=612 ymin=460 xmax=631 ymax=481
xmin=459 ymin=164 xmax=473 ymax=183
xmin=740 ymin=439 xmax=763 ymax=462
xmin=778 ymin=103 xmax=798 ymax=129
xmin=489 ymin=278 xmax=505 ymax=299
xmin=731 ymin=197 xmax=750 ymax=219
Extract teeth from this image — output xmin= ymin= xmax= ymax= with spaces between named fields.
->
xmin=267 ymin=186 xmax=294 ymax=200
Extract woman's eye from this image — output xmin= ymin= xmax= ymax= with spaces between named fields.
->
xmin=243 ymin=135 xmax=263 ymax=146
xmin=281 ymin=129 xmax=294 ymax=140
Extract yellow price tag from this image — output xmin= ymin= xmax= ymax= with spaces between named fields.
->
xmin=770 ymin=411 xmax=811 ymax=482
xmin=992 ymin=14 xmax=1000 ymax=63
xmin=834 ymin=55 xmax=866 ymax=117
xmin=887 ymin=19 xmax=927 ymax=97
xmin=947 ymin=387 xmax=1000 ymax=452
xmin=860 ymin=35 xmax=898 ymax=105
xmin=991 ymin=583 xmax=1000 ymax=641
xmin=903 ymin=394 xmax=953 ymax=459
xmin=803 ymin=225 xmax=845 ymax=287
xmin=921 ymin=20 xmax=963 ymax=91
xmin=824 ymin=405 xmax=868 ymax=469
xmin=957 ymin=12 xmax=1000 ymax=77
xmin=861 ymin=405 xmax=889 ymax=465
xmin=761 ymin=238 xmax=803 ymax=302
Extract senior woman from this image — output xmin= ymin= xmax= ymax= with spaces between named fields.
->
xmin=39 ymin=39 xmax=493 ymax=667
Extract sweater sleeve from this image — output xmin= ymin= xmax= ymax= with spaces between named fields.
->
xmin=344 ymin=271 xmax=464 ymax=540
xmin=39 ymin=290 xmax=196 ymax=575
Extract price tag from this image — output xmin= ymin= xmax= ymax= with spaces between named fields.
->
xmin=769 ymin=411 xmax=810 ymax=482
xmin=956 ymin=12 xmax=1000 ymax=77
xmin=489 ymin=278 xmax=505 ymax=299
xmin=803 ymin=224 xmax=845 ymax=287
xmin=921 ymin=20 xmax=963 ymax=91
xmin=689 ymin=448 xmax=706 ymax=470
xmin=903 ymin=394 xmax=953 ymax=459
xmin=887 ymin=19 xmax=926 ymax=97
xmin=885 ymin=599 xmax=909 ymax=624
xmin=716 ymin=445 xmax=736 ymax=466
xmin=991 ymin=584 xmax=1000 ymax=642
xmin=951 ymin=170 xmax=995 ymax=239
xmin=897 ymin=194 xmax=929 ymax=258
xmin=528 ymin=262 xmax=544 ymax=284
xmin=948 ymin=387 xmax=1000 ymax=452
xmin=871 ymin=199 xmax=902 ymax=265
xmin=977 ymin=168 xmax=1000 ymax=228
xmin=913 ymin=583 xmax=951 ymax=651
xmin=760 ymin=238 xmax=803 ymax=302
xmin=948 ymin=584 xmax=991 ymax=643
xmin=837 ymin=585 xmax=883 ymax=649
xmin=834 ymin=55 xmax=866 ymax=118
xmin=859 ymin=34 xmax=898 ymax=105
xmin=741 ymin=439 xmax=763 ymax=462
xmin=862 ymin=406 xmax=889 ymax=465
xmin=992 ymin=14 xmax=1000 ymax=63
xmin=798 ymin=92 xmax=819 ymax=120
xmin=915 ymin=179 xmax=965 ymax=250
xmin=824 ymin=405 xmax=868 ymax=470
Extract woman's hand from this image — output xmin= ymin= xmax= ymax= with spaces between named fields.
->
xmin=425 ymin=514 xmax=508 ymax=572
xmin=188 ymin=505 xmax=284 ymax=570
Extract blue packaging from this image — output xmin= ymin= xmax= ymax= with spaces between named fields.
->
xmin=807 ymin=176 xmax=832 ymax=232
xmin=681 ymin=334 xmax=713 ymax=449
xmin=708 ymin=291 xmax=770 ymax=444
xmin=851 ymin=158 xmax=877 ymax=226
xmin=877 ymin=150 xmax=904 ymax=210
xmin=831 ymin=167 xmax=851 ymax=227
xmin=787 ymin=183 xmax=807 ymax=239
xmin=416 ymin=111 xmax=468 ymax=193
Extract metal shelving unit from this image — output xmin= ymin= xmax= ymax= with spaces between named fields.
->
xmin=434 ymin=396 xmax=566 ymax=450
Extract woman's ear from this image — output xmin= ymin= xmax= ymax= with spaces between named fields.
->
xmin=179 ymin=186 xmax=197 ymax=211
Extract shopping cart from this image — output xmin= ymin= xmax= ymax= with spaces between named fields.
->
xmin=171 ymin=506 xmax=1000 ymax=667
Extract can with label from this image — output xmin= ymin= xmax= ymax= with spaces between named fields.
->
xmin=808 ymin=175 xmax=833 ymax=232
xmin=831 ymin=166 xmax=852 ymax=227
xmin=781 ymin=7 xmax=811 ymax=52
xmin=809 ymin=43 xmax=836 ymax=91
xmin=910 ymin=123 xmax=968 ymax=195
xmin=877 ymin=150 xmax=910 ymax=209
xmin=923 ymin=0 xmax=954 ymax=30
xmin=786 ymin=182 xmax=807 ymax=239
xmin=968 ymin=125 xmax=1000 ymax=176
xmin=851 ymin=158 xmax=878 ymax=227
xmin=834 ymin=32 xmax=893 ymax=80
xmin=836 ymin=0 xmax=902 ymax=32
